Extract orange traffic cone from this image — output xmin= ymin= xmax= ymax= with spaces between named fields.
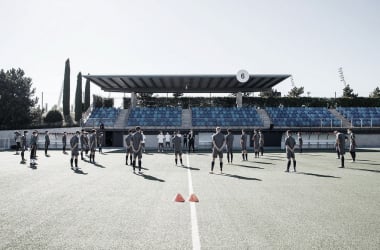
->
xmin=188 ymin=193 xmax=199 ymax=202
xmin=174 ymin=193 xmax=185 ymax=202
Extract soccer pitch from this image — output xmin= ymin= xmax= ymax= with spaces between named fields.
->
xmin=1 ymin=149 xmax=379 ymax=249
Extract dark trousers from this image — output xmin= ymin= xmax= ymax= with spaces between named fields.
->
xmin=30 ymin=145 xmax=37 ymax=159
xmin=188 ymin=140 xmax=195 ymax=152
xmin=350 ymin=151 xmax=356 ymax=161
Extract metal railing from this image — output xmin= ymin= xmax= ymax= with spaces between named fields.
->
xmin=271 ymin=118 xmax=343 ymax=128
xmin=349 ymin=118 xmax=380 ymax=128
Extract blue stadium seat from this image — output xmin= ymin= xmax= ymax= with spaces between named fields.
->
xmin=84 ymin=107 xmax=120 ymax=127
xmin=266 ymin=107 xmax=340 ymax=127
xmin=191 ymin=107 xmax=263 ymax=127
xmin=127 ymin=107 xmax=182 ymax=127
xmin=337 ymin=107 xmax=380 ymax=127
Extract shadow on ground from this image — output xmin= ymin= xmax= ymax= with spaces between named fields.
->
xmin=233 ymin=164 xmax=264 ymax=170
xmin=140 ymin=173 xmax=165 ymax=182
xmin=217 ymin=173 xmax=262 ymax=181
xmin=179 ymin=165 xmax=200 ymax=171
xmin=297 ymin=172 xmax=341 ymax=178
xmin=73 ymin=169 xmax=88 ymax=175
xmin=348 ymin=168 xmax=380 ymax=173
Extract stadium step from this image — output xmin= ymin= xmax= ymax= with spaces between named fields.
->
xmin=256 ymin=108 xmax=271 ymax=128
xmin=114 ymin=109 xmax=129 ymax=128
xmin=181 ymin=109 xmax=192 ymax=128
xmin=328 ymin=109 xmax=351 ymax=127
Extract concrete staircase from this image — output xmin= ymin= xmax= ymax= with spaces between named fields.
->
xmin=181 ymin=109 xmax=192 ymax=128
xmin=329 ymin=109 xmax=351 ymax=127
xmin=256 ymin=108 xmax=271 ymax=128
xmin=114 ymin=109 xmax=129 ymax=128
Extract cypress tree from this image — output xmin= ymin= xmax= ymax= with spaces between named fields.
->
xmin=62 ymin=58 xmax=70 ymax=118
xmin=75 ymin=72 xmax=82 ymax=122
xmin=84 ymin=76 xmax=91 ymax=111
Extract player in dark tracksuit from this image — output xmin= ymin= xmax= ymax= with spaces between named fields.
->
xmin=62 ymin=132 xmax=67 ymax=154
xmin=89 ymin=129 xmax=97 ymax=163
xmin=172 ymin=131 xmax=183 ymax=166
xmin=347 ymin=129 xmax=356 ymax=162
xmin=211 ymin=127 xmax=226 ymax=174
xmin=252 ymin=130 xmax=260 ymax=158
xmin=125 ymin=129 xmax=133 ymax=165
xmin=188 ymin=130 xmax=195 ymax=153
xmin=334 ymin=130 xmax=347 ymax=168
xmin=80 ymin=130 xmax=87 ymax=160
xmin=44 ymin=131 xmax=50 ymax=156
xmin=240 ymin=129 xmax=248 ymax=161
xmin=30 ymin=131 xmax=38 ymax=166
xmin=131 ymin=126 xmax=143 ymax=174
xmin=20 ymin=131 xmax=28 ymax=163
xmin=225 ymin=129 xmax=234 ymax=164
xmin=285 ymin=130 xmax=297 ymax=172
xmin=70 ymin=131 xmax=80 ymax=170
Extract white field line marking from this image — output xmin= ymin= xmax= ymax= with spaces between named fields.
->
xmin=186 ymin=153 xmax=201 ymax=250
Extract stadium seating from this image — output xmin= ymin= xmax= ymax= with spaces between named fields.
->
xmin=266 ymin=107 xmax=341 ymax=127
xmin=127 ymin=107 xmax=182 ymax=127
xmin=84 ymin=107 xmax=120 ymax=127
xmin=336 ymin=107 xmax=380 ymax=127
xmin=191 ymin=107 xmax=263 ymax=127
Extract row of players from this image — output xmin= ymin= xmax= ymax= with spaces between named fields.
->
xmin=14 ymin=127 xmax=357 ymax=174
xmin=14 ymin=129 xmax=103 ymax=170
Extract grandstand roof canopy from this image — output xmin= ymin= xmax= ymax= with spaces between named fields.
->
xmin=83 ymin=74 xmax=290 ymax=93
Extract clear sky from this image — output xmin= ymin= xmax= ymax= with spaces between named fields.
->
xmin=1 ymin=0 xmax=379 ymax=109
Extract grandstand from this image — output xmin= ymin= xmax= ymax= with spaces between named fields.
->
xmin=78 ymin=74 xmax=380 ymax=149
xmin=82 ymin=106 xmax=366 ymax=130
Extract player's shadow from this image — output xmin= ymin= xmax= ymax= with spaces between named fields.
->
xmin=219 ymin=173 xmax=262 ymax=181
xmin=297 ymin=172 xmax=341 ymax=178
xmin=348 ymin=168 xmax=380 ymax=173
xmin=262 ymin=157 xmax=283 ymax=161
xmin=234 ymin=164 xmax=264 ymax=170
xmin=179 ymin=165 xmax=200 ymax=171
xmin=83 ymin=159 xmax=106 ymax=168
xmin=140 ymin=173 xmax=165 ymax=182
xmin=360 ymin=162 xmax=380 ymax=166
xmin=94 ymin=162 xmax=106 ymax=168
xmin=302 ymin=154 xmax=323 ymax=157
xmin=73 ymin=169 xmax=88 ymax=175
xmin=251 ymin=161 xmax=274 ymax=165
xmin=128 ymin=166 xmax=149 ymax=171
